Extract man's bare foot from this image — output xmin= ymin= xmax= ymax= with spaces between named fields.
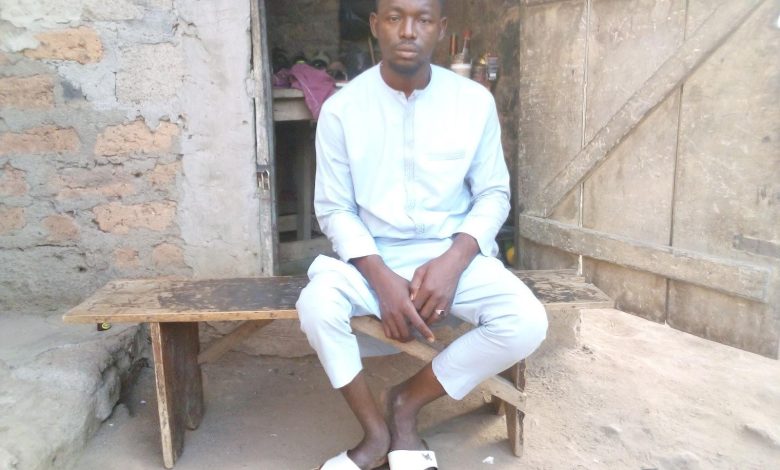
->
xmin=345 ymin=426 xmax=391 ymax=470
xmin=384 ymin=385 xmax=428 ymax=452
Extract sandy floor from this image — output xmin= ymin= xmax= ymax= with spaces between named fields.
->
xmin=75 ymin=309 xmax=780 ymax=469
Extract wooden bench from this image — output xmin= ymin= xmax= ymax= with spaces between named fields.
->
xmin=63 ymin=269 xmax=612 ymax=468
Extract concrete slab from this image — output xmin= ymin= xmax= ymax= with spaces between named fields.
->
xmin=0 ymin=313 xmax=146 ymax=470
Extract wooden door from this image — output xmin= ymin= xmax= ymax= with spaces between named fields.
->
xmin=515 ymin=0 xmax=779 ymax=358
xmin=250 ymin=0 xmax=279 ymax=276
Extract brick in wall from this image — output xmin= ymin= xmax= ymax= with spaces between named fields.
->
xmin=94 ymin=120 xmax=179 ymax=156
xmin=0 ymin=206 xmax=26 ymax=235
xmin=0 ymin=164 xmax=29 ymax=197
xmin=114 ymin=247 xmax=140 ymax=269
xmin=148 ymin=161 xmax=181 ymax=187
xmin=23 ymin=27 xmax=103 ymax=64
xmin=0 ymin=75 xmax=54 ymax=109
xmin=152 ymin=242 xmax=186 ymax=268
xmin=92 ymin=201 xmax=176 ymax=234
xmin=0 ymin=126 xmax=80 ymax=156
xmin=43 ymin=214 xmax=80 ymax=241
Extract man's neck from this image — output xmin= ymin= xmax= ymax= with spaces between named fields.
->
xmin=380 ymin=63 xmax=433 ymax=98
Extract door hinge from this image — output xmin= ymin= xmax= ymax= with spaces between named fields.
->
xmin=256 ymin=164 xmax=272 ymax=191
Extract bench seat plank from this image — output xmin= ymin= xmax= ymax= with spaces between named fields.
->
xmin=511 ymin=269 xmax=613 ymax=311
xmin=64 ymin=277 xmax=307 ymax=324
xmin=64 ymin=270 xmax=611 ymax=324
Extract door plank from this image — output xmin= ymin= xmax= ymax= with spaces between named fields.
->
xmin=527 ymin=0 xmax=765 ymax=217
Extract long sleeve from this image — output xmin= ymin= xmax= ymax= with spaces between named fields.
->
xmin=314 ymin=107 xmax=379 ymax=262
xmin=456 ymin=99 xmax=511 ymax=256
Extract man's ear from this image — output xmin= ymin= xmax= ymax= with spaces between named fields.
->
xmin=438 ymin=17 xmax=448 ymax=41
xmin=369 ymin=12 xmax=379 ymax=38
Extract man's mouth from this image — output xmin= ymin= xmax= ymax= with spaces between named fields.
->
xmin=395 ymin=47 xmax=419 ymax=58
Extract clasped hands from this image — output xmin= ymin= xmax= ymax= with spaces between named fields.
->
xmin=373 ymin=254 xmax=463 ymax=343
xmin=352 ymin=234 xmax=480 ymax=343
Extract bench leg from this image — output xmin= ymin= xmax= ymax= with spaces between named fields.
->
xmin=491 ymin=360 xmax=526 ymax=457
xmin=150 ymin=322 xmax=204 ymax=468
xmin=505 ymin=360 xmax=526 ymax=456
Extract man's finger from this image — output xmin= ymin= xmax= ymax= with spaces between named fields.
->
xmin=409 ymin=269 xmax=423 ymax=303
xmin=419 ymin=296 xmax=438 ymax=325
xmin=384 ymin=315 xmax=400 ymax=340
xmin=393 ymin=313 xmax=410 ymax=341
xmin=405 ymin=308 xmax=435 ymax=342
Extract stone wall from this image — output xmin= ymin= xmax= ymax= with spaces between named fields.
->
xmin=0 ymin=0 xmax=264 ymax=314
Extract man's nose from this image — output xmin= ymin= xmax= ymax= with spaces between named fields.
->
xmin=400 ymin=18 xmax=416 ymax=39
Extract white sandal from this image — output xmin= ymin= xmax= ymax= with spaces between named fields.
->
xmin=318 ymin=451 xmax=361 ymax=470
xmin=387 ymin=449 xmax=438 ymax=470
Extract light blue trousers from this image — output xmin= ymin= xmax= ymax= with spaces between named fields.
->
xmin=296 ymin=238 xmax=548 ymax=400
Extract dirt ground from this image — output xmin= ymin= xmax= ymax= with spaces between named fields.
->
xmin=75 ymin=309 xmax=780 ymax=470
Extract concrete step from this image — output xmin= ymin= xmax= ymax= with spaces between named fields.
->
xmin=0 ymin=313 xmax=147 ymax=470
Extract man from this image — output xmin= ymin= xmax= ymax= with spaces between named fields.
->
xmin=296 ymin=0 xmax=547 ymax=468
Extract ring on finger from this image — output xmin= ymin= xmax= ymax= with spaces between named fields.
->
xmin=434 ymin=309 xmax=445 ymax=317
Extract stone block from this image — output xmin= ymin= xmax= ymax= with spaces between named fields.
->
xmin=0 ymin=75 xmax=54 ymax=108
xmin=151 ymin=242 xmax=186 ymax=268
xmin=22 ymin=27 xmax=103 ymax=64
xmin=116 ymin=44 xmax=183 ymax=103
xmin=42 ymin=214 xmax=80 ymax=241
xmin=0 ymin=126 xmax=80 ymax=156
xmin=114 ymin=247 xmax=140 ymax=269
xmin=0 ymin=164 xmax=29 ymax=197
xmin=148 ymin=161 xmax=180 ymax=187
xmin=92 ymin=201 xmax=176 ymax=234
xmin=94 ymin=120 xmax=178 ymax=156
xmin=532 ymin=307 xmax=583 ymax=356
xmin=0 ymin=206 xmax=25 ymax=234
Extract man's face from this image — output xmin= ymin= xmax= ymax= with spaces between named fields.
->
xmin=370 ymin=0 xmax=447 ymax=77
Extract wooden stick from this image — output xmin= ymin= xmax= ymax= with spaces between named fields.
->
xmin=198 ymin=320 xmax=274 ymax=364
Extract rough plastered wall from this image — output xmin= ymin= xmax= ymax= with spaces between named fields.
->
xmin=516 ymin=0 xmax=779 ymax=357
xmin=0 ymin=0 xmax=263 ymax=314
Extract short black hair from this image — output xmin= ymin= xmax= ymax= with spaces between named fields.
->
xmin=375 ymin=0 xmax=446 ymax=12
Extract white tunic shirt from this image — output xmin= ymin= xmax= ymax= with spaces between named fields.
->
xmin=314 ymin=63 xmax=510 ymax=262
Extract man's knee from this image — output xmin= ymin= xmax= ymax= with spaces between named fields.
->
xmin=487 ymin=297 xmax=548 ymax=357
xmin=296 ymin=281 xmax=352 ymax=335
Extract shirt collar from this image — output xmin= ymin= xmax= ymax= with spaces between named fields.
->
xmin=375 ymin=63 xmax=436 ymax=102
